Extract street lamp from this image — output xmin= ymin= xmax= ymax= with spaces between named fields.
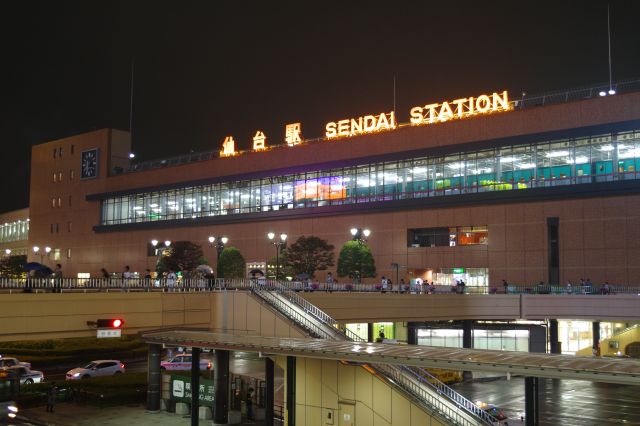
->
xmin=267 ymin=232 xmax=287 ymax=280
xmin=33 ymin=245 xmax=50 ymax=264
xmin=208 ymin=236 xmax=229 ymax=261
xmin=4 ymin=248 xmax=11 ymax=256
xmin=350 ymin=227 xmax=371 ymax=244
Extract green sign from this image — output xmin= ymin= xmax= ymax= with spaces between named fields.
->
xmin=452 ymin=268 xmax=465 ymax=274
xmin=171 ymin=376 xmax=214 ymax=405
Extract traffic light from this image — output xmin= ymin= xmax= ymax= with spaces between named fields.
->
xmin=96 ymin=318 xmax=124 ymax=328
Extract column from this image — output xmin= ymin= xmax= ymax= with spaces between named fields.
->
xmin=265 ymin=357 xmax=274 ymax=426
xmin=367 ymin=323 xmax=374 ymax=343
xmin=593 ymin=321 xmax=601 ymax=355
xmin=286 ymin=356 xmax=296 ymax=426
xmin=214 ymin=350 xmax=230 ymax=424
xmin=146 ymin=343 xmax=162 ymax=412
xmin=549 ymin=319 xmax=560 ymax=354
xmin=462 ymin=320 xmax=473 ymax=382
xmin=547 ymin=217 xmax=560 ymax=285
xmin=190 ymin=347 xmax=200 ymax=426
xmin=524 ymin=376 xmax=539 ymax=426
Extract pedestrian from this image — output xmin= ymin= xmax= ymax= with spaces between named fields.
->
xmin=144 ymin=269 xmax=152 ymax=291
xmin=101 ymin=268 xmax=110 ymax=278
xmin=502 ymin=279 xmax=508 ymax=294
xmin=25 ymin=269 xmax=35 ymax=293
xmin=46 ymin=382 xmax=58 ymax=412
xmin=52 ymin=264 xmax=63 ymax=293
xmin=387 ymin=278 xmax=393 ymax=292
xmin=566 ymin=280 xmax=572 ymax=295
xmin=246 ymin=387 xmax=254 ymax=420
xmin=122 ymin=265 xmax=132 ymax=292
xmin=381 ymin=276 xmax=387 ymax=293
xmin=206 ymin=271 xmax=215 ymax=291
xmin=167 ymin=270 xmax=177 ymax=292
xmin=399 ymin=278 xmax=406 ymax=293
xmin=326 ymin=272 xmax=334 ymax=292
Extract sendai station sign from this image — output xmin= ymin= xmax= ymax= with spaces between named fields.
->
xmin=219 ymin=90 xmax=511 ymax=154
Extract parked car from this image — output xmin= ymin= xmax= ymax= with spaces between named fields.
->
xmin=0 ymin=356 xmax=30 ymax=369
xmin=161 ymin=354 xmax=212 ymax=371
xmin=66 ymin=360 xmax=125 ymax=380
xmin=4 ymin=366 xmax=44 ymax=385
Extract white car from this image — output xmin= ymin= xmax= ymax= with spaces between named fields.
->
xmin=0 ymin=356 xmax=30 ymax=369
xmin=4 ymin=366 xmax=44 ymax=385
xmin=66 ymin=360 xmax=125 ymax=380
xmin=161 ymin=354 xmax=211 ymax=371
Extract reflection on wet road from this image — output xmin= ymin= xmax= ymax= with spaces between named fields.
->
xmin=453 ymin=377 xmax=640 ymax=425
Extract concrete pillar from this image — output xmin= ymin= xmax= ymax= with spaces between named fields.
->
xmin=462 ymin=320 xmax=473 ymax=382
xmin=367 ymin=323 xmax=374 ymax=343
xmin=549 ymin=319 xmax=560 ymax=354
xmin=286 ymin=356 xmax=296 ymax=426
xmin=214 ymin=350 xmax=230 ymax=424
xmin=593 ymin=321 xmax=601 ymax=354
xmin=407 ymin=323 xmax=417 ymax=345
xmin=146 ymin=343 xmax=162 ymax=412
xmin=265 ymin=357 xmax=274 ymax=426
xmin=525 ymin=376 xmax=539 ymax=426
xmin=190 ymin=347 xmax=200 ymax=426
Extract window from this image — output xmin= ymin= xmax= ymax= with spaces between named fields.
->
xmin=53 ymin=148 xmax=57 ymax=159
xmin=70 ymin=169 xmax=75 ymax=181
xmin=53 ymin=173 xmax=57 ymax=183
xmin=66 ymin=248 xmax=72 ymax=259
xmin=68 ymin=196 xmax=72 ymax=207
xmin=54 ymin=248 xmax=61 ymax=261
xmin=59 ymin=147 xmax=63 ymax=157
xmin=67 ymin=222 xmax=72 ymax=232
xmin=59 ymin=172 xmax=63 ymax=181
xmin=456 ymin=226 xmax=488 ymax=245
xmin=56 ymin=223 xmax=59 ymax=233
xmin=408 ymin=227 xmax=451 ymax=247
xmin=57 ymin=197 xmax=62 ymax=208
xmin=71 ymin=144 xmax=75 ymax=155
xmin=50 ymin=224 xmax=54 ymax=233
xmin=51 ymin=198 xmax=56 ymax=208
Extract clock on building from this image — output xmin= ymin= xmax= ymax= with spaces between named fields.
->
xmin=80 ymin=148 xmax=99 ymax=179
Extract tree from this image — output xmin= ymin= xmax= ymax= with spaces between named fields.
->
xmin=283 ymin=236 xmax=335 ymax=278
xmin=156 ymin=241 xmax=203 ymax=274
xmin=266 ymin=255 xmax=293 ymax=281
xmin=217 ymin=247 xmax=246 ymax=279
xmin=337 ymin=241 xmax=376 ymax=283
xmin=0 ymin=255 xmax=27 ymax=278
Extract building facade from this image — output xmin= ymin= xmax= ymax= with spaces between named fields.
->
xmin=13 ymin=88 xmax=640 ymax=285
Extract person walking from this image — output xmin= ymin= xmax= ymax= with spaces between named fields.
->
xmin=246 ymin=387 xmax=254 ymax=420
xmin=122 ymin=266 xmax=132 ymax=292
xmin=381 ymin=276 xmax=388 ymax=293
xmin=326 ymin=272 xmax=334 ymax=292
xmin=46 ymin=382 xmax=58 ymax=412
xmin=166 ymin=270 xmax=177 ymax=292
xmin=52 ymin=264 xmax=63 ymax=293
xmin=144 ymin=269 xmax=152 ymax=291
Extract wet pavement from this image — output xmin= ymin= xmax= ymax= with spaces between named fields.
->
xmin=453 ymin=376 xmax=640 ymax=425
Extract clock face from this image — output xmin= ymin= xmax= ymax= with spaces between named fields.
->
xmin=81 ymin=149 xmax=99 ymax=179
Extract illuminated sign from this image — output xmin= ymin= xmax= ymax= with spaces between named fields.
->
xmin=325 ymin=112 xmax=396 ymax=139
xmin=285 ymin=123 xmax=302 ymax=146
xmin=410 ymin=91 xmax=510 ymax=125
xmin=220 ymin=136 xmax=236 ymax=157
xmin=253 ymin=131 xmax=267 ymax=150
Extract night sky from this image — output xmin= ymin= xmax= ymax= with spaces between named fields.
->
xmin=3 ymin=1 xmax=640 ymax=213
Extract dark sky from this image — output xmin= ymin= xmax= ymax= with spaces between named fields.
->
xmin=3 ymin=1 xmax=640 ymax=213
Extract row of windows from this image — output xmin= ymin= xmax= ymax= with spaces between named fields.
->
xmin=52 ymin=170 xmax=75 ymax=183
xmin=50 ymin=222 xmax=72 ymax=234
xmin=51 ymin=196 xmax=72 ymax=208
xmin=0 ymin=219 xmax=29 ymax=243
xmin=100 ymin=130 xmax=640 ymax=226
xmin=408 ymin=227 xmax=488 ymax=247
xmin=53 ymin=145 xmax=75 ymax=159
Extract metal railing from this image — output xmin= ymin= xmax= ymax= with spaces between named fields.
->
xmin=252 ymin=282 xmax=494 ymax=425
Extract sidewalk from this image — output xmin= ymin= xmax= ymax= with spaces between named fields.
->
xmin=20 ymin=403 xmax=265 ymax=426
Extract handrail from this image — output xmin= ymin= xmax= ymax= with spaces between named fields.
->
xmin=262 ymin=281 xmax=494 ymax=425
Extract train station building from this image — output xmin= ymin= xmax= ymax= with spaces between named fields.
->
xmin=3 ymin=82 xmax=640 ymax=288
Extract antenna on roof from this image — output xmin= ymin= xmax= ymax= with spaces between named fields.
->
xmin=607 ymin=3 xmax=615 ymax=95
xmin=393 ymin=75 xmax=397 ymax=112
xmin=129 ymin=58 xmax=135 ymax=140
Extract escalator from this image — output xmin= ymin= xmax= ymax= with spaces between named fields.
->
xmin=249 ymin=282 xmax=497 ymax=426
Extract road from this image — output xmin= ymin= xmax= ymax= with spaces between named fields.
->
xmin=452 ymin=376 xmax=640 ymax=425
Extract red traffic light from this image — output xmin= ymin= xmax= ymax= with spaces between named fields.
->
xmin=96 ymin=318 xmax=124 ymax=328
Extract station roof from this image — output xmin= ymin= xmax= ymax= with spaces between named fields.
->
xmin=143 ymin=330 xmax=640 ymax=385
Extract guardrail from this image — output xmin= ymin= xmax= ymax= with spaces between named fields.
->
xmin=1 ymin=277 xmax=637 ymax=296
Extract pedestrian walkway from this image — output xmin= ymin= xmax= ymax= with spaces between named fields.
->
xmin=20 ymin=403 xmax=266 ymax=426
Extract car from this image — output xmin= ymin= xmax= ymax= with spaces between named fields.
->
xmin=161 ymin=353 xmax=212 ymax=371
xmin=4 ymin=366 xmax=44 ymax=385
xmin=0 ymin=356 xmax=30 ymax=369
xmin=476 ymin=401 xmax=507 ymax=421
xmin=66 ymin=360 xmax=125 ymax=380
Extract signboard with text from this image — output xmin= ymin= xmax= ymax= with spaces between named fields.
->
xmin=171 ymin=376 xmax=215 ymax=406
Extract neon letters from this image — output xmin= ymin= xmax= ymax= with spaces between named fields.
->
xmin=325 ymin=112 xmax=397 ymax=139
xmin=410 ymin=91 xmax=510 ymax=125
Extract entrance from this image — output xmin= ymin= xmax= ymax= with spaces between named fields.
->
xmin=433 ymin=268 xmax=488 ymax=287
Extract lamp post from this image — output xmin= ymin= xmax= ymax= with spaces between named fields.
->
xmin=208 ymin=236 xmax=229 ymax=261
xmin=267 ymin=232 xmax=287 ymax=280
xmin=32 ymin=246 xmax=51 ymax=264
xmin=150 ymin=239 xmax=171 ymax=269
xmin=4 ymin=248 xmax=11 ymax=257
xmin=350 ymin=227 xmax=371 ymax=244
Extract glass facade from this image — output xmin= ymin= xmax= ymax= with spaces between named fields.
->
xmin=0 ymin=219 xmax=29 ymax=243
xmin=416 ymin=328 xmax=530 ymax=352
xmin=100 ymin=130 xmax=640 ymax=226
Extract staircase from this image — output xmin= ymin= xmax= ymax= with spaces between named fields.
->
xmin=249 ymin=282 xmax=497 ymax=426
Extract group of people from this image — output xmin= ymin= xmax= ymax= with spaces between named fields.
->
xmin=24 ymin=263 xmax=63 ymax=293
xmin=97 ymin=266 xmax=217 ymax=292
